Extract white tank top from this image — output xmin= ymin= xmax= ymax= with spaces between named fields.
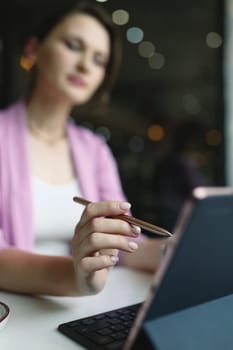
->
xmin=32 ymin=177 xmax=84 ymax=256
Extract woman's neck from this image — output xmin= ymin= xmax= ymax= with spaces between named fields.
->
xmin=25 ymin=94 xmax=73 ymax=144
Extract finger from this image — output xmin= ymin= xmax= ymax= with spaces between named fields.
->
xmin=77 ymin=217 xmax=140 ymax=241
xmin=81 ymin=254 xmax=119 ymax=273
xmin=99 ymin=248 xmax=119 ymax=257
xmin=78 ymin=201 xmax=131 ymax=229
xmin=82 ymin=232 xmax=139 ymax=256
xmin=73 ymin=232 xmax=138 ymax=260
xmin=73 ymin=218 xmax=138 ymax=251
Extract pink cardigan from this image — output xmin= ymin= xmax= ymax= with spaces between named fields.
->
xmin=0 ymin=100 xmax=126 ymax=250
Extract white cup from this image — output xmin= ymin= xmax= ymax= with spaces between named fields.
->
xmin=0 ymin=302 xmax=10 ymax=330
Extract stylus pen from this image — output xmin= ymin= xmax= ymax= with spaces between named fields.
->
xmin=73 ymin=196 xmax=172 ymax=238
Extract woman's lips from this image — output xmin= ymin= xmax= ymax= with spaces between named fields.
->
xmin=68 ymin=76 xmax=86 ymax=87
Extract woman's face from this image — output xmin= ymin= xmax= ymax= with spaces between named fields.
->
xmin=32 ymin=13 xmax=110 ymax=105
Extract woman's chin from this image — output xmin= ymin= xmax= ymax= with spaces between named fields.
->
xmin=65 ymin=93 xmax=92 ymax=107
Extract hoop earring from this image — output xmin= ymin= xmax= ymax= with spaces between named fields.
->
xmin=20 ymin=55 xmax=34 ymax=71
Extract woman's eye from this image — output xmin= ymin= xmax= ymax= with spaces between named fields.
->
xmin=65 ymin=40 xmax=82 ymax=51
xmin=94 ymin=55 xmax=107 ymax=67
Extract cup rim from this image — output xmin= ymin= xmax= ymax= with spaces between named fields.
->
xmin=0 ymin=302 xmax=10 ymax=323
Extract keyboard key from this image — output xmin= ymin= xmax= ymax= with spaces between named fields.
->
xmin=112 ymin=331 xmax=127 ymax=340
xmin=86 ymin=333 xmax=113 ymax=345
xmin=94 ymin=314 xmax=105 ymax=320
xmin=81 ymin=318 xmax=96 ymax=325
xmin=105 ymin=340 xmax=125 ymax=350
xmin=110 ymin=324 xmax=125 ymax=331
xmin=108 ymin=318 xmax=121 ymax=325
xmin=97 ymin=327 xmax=113 ymax=336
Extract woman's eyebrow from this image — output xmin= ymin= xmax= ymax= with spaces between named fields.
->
xmin=63 ymin=34 xmax=83 ymax=45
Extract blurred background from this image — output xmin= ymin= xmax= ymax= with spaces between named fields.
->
xmin=0 ymin=0 xmax=227 ymax=231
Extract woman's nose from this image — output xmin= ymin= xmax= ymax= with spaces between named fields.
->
xmin=76 ymin=54 xmax=91 ymax=72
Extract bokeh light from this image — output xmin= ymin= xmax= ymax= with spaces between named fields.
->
xmin=148 ymin=53 xmax=165 ymax=69
xmin=182 ymin=93 xmax=201 ymax=115
xmin=126 ymin=27 xmax=144 ymax=44
xmin=96 ymin=126 xmax=111 ymax=141
xmin=205 ymin=129 xmax=222 ymax=146
xmin=138 ymin=41 xmax=155 ymax=58
xmin=206 ymin=32 xmax=222 ymax=48
xmin=128 ymin=136 xmax=144 ymax=152
xmin=147 ymin=124 xmax=165 ymax=141
xmin=112 ymin=9 xmax=130 ymax=25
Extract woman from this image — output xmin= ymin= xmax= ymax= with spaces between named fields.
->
xmin=0 ymin=1 xmax=163 ymax=296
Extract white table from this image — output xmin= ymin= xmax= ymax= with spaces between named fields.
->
xmin=0 ymin=267 xmax=152 ymax=350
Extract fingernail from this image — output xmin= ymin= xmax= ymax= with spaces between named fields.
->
xmin=119 ymin=202 xmax=131 ymax=211
xmin=131 ymin=225 xmax=141 ymax=235
xmin=128 ymin=241 xmax=138 ymax=250
xmin=111 ymin=256 xmax=119 ymax=264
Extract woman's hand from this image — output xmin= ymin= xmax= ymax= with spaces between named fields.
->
xmin=71 ymin=200 xmax=140 ymax=295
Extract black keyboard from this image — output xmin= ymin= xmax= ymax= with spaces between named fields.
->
xmin=58 ymin=303 xmax=142 ymax=350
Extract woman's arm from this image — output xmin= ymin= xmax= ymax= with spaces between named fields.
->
xmin=0 ymin=249 xmax=78 ymax=296
xmin=0 ymin=201 xmax=140 ymax=296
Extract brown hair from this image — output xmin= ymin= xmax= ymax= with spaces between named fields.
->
xmin=26 ymin=0 xmax=122 ymax=103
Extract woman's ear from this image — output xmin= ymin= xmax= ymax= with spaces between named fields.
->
xmin=20 ymin=37 xmax=39 ymax=71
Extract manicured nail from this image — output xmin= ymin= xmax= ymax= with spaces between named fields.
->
xmin=128 ymin=241 xmax=138 ymax=250
xmin=131 ymin=225 xmax=141 ymax=235
xmin=119 ymin=202 xmax=131 ymax=211
xmin=111 ymin=256 xmax=119 ymax=264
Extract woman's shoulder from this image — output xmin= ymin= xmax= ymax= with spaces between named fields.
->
xmin=67 ymin=121 xmax=115 ymax=167
xmin=0 ymin=100 xmax=25 ymax=141
xmin=68 ymin=120 xmax=107 ymax=148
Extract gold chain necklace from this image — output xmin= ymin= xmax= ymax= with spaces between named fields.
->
xmin=28 ymin=121 xmax=66 ymax=145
